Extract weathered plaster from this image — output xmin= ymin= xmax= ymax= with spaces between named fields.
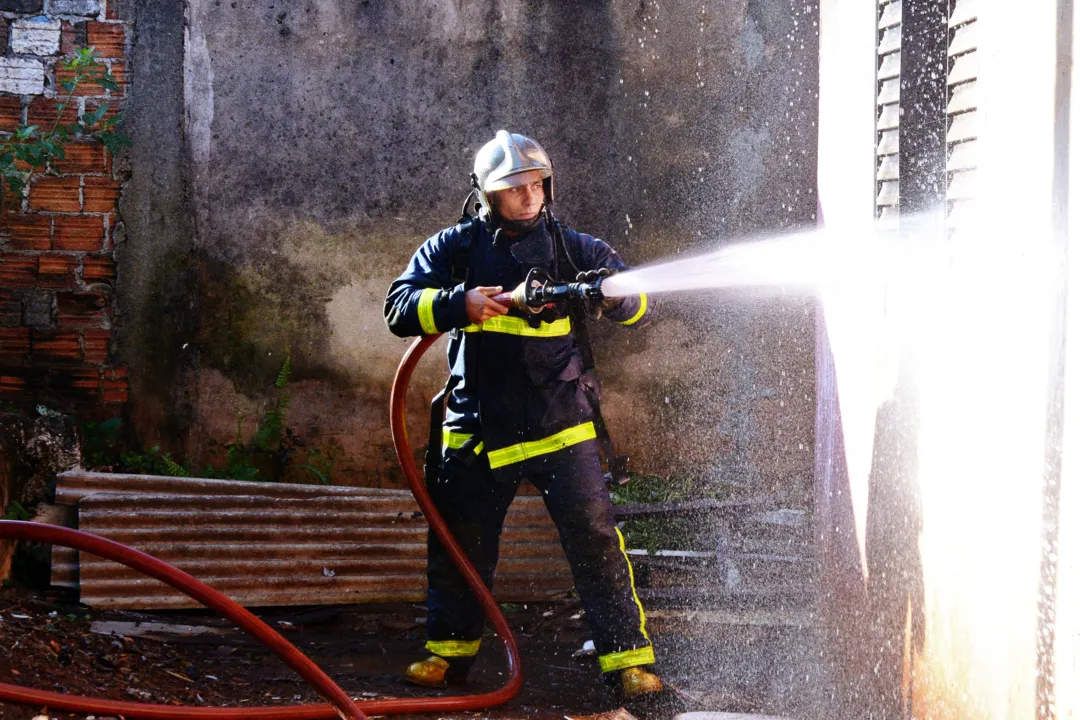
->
xmin=127 ymin=0 xmax=818 ymax=498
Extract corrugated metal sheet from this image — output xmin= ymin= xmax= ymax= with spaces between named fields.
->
xmin=50 ymin=472 xmax=573 ymax=609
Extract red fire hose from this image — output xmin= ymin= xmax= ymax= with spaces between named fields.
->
xmin=0 ymin=333 xmax=522 ymax=718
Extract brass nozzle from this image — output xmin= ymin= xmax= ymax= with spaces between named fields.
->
xmin=509 ymin=282 xmax=541 ymax=313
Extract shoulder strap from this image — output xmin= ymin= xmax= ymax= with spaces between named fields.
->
xmin=550 ymin=216 xmax=629 ymax=484
xmin=451 ymin=215 xmax=478 ymax=286
xmin=550 ymin=218 xmax=594 ymax=369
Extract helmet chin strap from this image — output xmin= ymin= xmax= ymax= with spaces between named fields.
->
xmin=496 ymin=206 xmax=545 ymax=235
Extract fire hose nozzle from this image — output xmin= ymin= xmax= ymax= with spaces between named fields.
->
xmin=494 ymin=268 xmax=605 ymax=313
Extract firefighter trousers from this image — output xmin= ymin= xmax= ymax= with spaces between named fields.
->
xmin=424 ymin=443 xmax=654 ymax=674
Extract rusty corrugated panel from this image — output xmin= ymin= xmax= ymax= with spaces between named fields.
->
xmin=54 ymin=471 xmax=404 ymax=505
xmin=51 ymin=472 xmax=574 ymax=609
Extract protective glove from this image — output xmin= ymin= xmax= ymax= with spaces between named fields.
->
xmin=575 ymin=268 xmax=618 ymax=319
xmin=575 ymin=268 xmax=613 ymax=284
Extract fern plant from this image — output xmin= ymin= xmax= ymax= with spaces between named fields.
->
xmin=254 ymin=353 xmax=291 ymax=452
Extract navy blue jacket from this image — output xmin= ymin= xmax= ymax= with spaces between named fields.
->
xmin=385 ymin=217 xmax=653 ymax=480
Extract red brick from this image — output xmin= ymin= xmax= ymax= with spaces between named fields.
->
xmin=29 ymin=176 xmax=80 ymax=213
xmin=104 ymin=365 xmax=126 ymax=380
xmin=0 ymin=328 xmax=30 ymax=366
xmin=0 ymin=255 xmax=38 ymax=286
xmin=65 ymin=366 xmax=101 ymax=395
xmin=87 ymin=23 xmax=125 ymax=59
xmin=2 ymin=214 xmax=51 ymax=251
xmin=0 ymin=374 xmax=28 ymax=398
xmin=56 ymin=64 xmax=106 ymax=98
xmin=83 ymin=328 xmax=110 ymax=363
xmin=37 ymin=254 xmax=78 ymax=289
xmin=102 ymin=375 xmax=126 ymax=403
xmin=101 ymin=379 xmax=125 ymax=403
xmin=32 ymin=329 xmax=81 ymax=362
xmin=0 ymin=96 xmax=22 ymax=134
xmin=27 ymin=97 xmax=79 ymax=128
xmin=81 ymin=254 xmax=115 ymax=283
xmin=54 ymin=215 xmax=103 ymax=251
xmin=54 ymin=142 xmax=108 ymax=175
xmin=0 ymin=290 xmax=19 ymax=324
xmin=82 ymin=177 xmax=120 ymax=213
xmin=60 ymin=21 xmax=81 ymax=57
xmin=84 ymin=98 xmax=124 ymax=121
xmin=56 ymin=291 xmax=105 ymax=328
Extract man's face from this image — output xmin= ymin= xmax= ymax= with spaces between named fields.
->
xmin=492 ymin=170 xmax=545 ymax=222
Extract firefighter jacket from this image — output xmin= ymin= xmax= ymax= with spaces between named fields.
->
xmin=384 ymin=217 xmax=654 ymax=481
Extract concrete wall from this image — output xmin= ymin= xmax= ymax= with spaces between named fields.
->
xmin=123 ymin=0 xmax=818 ymax=499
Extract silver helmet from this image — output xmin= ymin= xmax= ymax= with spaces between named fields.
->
xmin=471 ymin=130 xmax=554 ymax=220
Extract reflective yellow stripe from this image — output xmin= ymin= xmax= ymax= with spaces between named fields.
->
xmin=461 ymin=315 xmax=571 ymax=337
xmin=487 ymin=422 xmax=596 ymax=469
xmin=442 ymin=428 xmax=471 ymax=450
xmin=596 ymin=528 xmax=652 ymax=673
xmin=417 ymin=288 xmax=440 ymax=335
xmin=425 ymin=639 xmax=481 ymax=657
xmin=598 ymin=645 xmax=656 ymax=673
xmin=617 ymin=293 xmax=649 ymax=326
xmin=441 ymin=428 xmax=483 ymax=455
xmin=617 ymin=526 xmax=650 ymax=643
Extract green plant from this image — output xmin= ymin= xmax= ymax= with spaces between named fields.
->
xmin=214 ymin=412 xmax=261 ymax=481
xmin=0 ymin=47 xmax=128 ymax=209
xmin=79 ymin=416 xmax=122 ymax=468
xmin=76 ymin=352 xmax=345 ymax=485
xmin=119 ymin=445 xmax=186 ymax=477
xmin=293 ymin=442 xmax=344 ymax=485
xmin=215 ymin=353 xmax=301 ymax=482
xmin=253 ymin=354 xmax=292 ymax=452
xmin=609 ymin=472 xmax=728 ymax=554
xmin=2 ymin=500 xmax=32 ymax=521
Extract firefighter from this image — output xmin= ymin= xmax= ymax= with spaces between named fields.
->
xmin=384 ymin=130 xmax=660 ymax=698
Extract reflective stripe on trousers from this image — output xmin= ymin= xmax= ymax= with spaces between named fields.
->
xmin=441 ymin=421 xmax=597 ymax=470
xmin=425 ymin=638 xmax=481 ymax=657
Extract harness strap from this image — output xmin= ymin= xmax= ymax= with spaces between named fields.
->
xmin=425 ymin=374 xmax=458 ymax=485
xmin=550 ymin=216 xmax=630 ymax=485
xmin=429 ymin=206 xmax=481 ymax=482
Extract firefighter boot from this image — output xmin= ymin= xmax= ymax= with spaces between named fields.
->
xmin=620 ymin=666 xmax=663 ymax=698
xmin=404 ymin=656 xmax=471 ymax=687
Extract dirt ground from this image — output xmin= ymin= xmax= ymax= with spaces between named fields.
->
xmin=0 ymin=587 xmax=821 ymax=720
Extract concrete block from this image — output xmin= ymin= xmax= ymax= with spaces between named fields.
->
xmin=45 ymin=0 xmax=99 ymax=16
xmin=11 ymin=18 xmax=61 ymax=56
xmin=0 ymin=58 xmax=44 ymax=95
xmin=22 ymin=289 xmax=53 ymax=328
xmin=0 ymin=0 xmax=44 ymax=12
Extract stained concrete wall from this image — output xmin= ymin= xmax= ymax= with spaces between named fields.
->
xmin=122 ymin=0 xmax=818 ymax=499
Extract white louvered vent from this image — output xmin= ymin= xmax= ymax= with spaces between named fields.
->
xmin=946 ymin=0 xmax=978 ymax=229
xmin=876 ymin=0 xmax=901 ymax=225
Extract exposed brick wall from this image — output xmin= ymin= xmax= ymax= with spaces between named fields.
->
xmin=0 ymin=0 xmax=127 ymax=417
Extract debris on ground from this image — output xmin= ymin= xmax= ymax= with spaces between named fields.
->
xmin=0 ymin=583 xmax=820 ymax=720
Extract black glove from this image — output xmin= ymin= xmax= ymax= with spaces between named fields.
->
xmin=575 ymin=268 xmax=613 ymax=284
xmin=575 ymin=268 xmax=617 ymax=319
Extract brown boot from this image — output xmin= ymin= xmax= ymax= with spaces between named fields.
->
xmin=404 ymin=656 xmax=451 ymax=687
xmin=620 ymin=666 xmax=663 ymax=698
